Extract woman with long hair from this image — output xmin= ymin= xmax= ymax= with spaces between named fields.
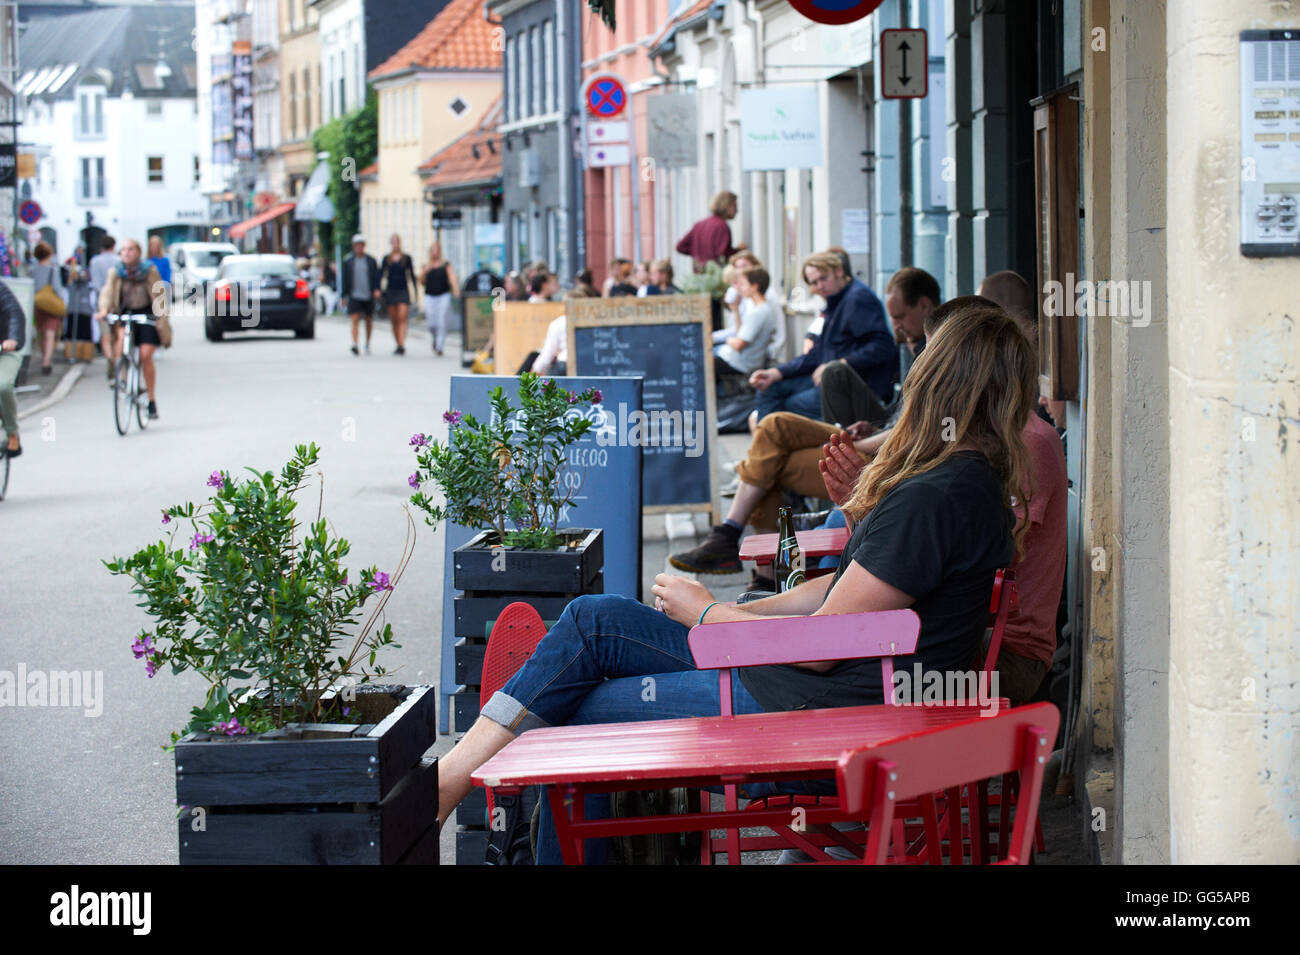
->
xmin=29 ymin=242 xmax=66 ymax=375
xmin=379 ymin=234 xmax=416 ymax=355
xmin=432 ymin=304 xmax=1037 ymax=862
xmin=421 ymin=242 xmax=459 ymax=356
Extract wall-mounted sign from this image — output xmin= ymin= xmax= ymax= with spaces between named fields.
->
xmin=880 ymin=28 xmax=927 ymax=99
xmin=1239 ymin=30 xmax=1300 ymax=256
xmin=788 ymin=0 xmax=884 ymax=25
xmin=583 ymin=73 xmax=628 ymax=118
xmin=432 ymin=208 xmax=463 ymax=230
xmin=231 ymin=40 xmax=254 ymax=161
xmin=740 ymin=86 xmax=822 ymax=170
xmin=646 ymin=94 xmax=698 ymax=168
xmin=19 ymin=200 xmax=42 ymax=225
xmin=0 ymin=144 xmax=15 ymax=189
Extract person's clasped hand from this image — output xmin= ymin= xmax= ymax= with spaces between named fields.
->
xmin=819 ymin=432 xmax=870 ymax=507
xmin=651 ymin=573 xmax=716 ymax=627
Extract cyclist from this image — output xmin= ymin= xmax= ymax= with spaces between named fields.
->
xmin=1 ymin=278 xmax=25 ymax=457
xmin=94 ymin=238 xmax=168 ymax=419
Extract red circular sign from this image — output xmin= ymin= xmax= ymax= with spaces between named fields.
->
xmin=19 ymin=200 xmax=41 ymax=225
xmin=585 ymin=74 xmax=627 ymax=118
xmin=788 ymin=0 xmax=885 ymax=25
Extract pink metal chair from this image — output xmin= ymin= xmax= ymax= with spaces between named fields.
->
xmin=834 ymin=702 xmax=1059 ymax=864
xmin=688 ymin=609 xmax=921 ymax=865
xmin=688 ymin=568 xmax=1020 ymax=865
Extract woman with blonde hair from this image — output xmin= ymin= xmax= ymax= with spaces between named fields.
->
xmin=94 ymin=238 xmax=168 ymax=419
xmin=421 ymin=242 xmax=459 ymax=356
xmin=427 ymin=303 xmax=1037 ymax=863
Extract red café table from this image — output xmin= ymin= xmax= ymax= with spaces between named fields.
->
xmin=739 ymin=527 xmax=851 ymax=567
xmin=471 ymin=702 xmax=995 ymax=865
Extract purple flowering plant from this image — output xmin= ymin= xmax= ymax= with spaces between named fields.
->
xmin=105 ymin=443 xmax=413 ymax=744
xmin=409 ymin=373 xmax=602 ymax=550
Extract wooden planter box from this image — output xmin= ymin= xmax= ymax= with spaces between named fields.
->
xmin=453 ymin=528 xmax=602 ymax=594
xmin=174 ymin=684 xmax=438 ymax=865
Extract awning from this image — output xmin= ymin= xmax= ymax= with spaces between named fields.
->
xmin=294 ymin=161 xmax=335 ymax=222
xmin=229 ymin=201 xmax=296 ymax=239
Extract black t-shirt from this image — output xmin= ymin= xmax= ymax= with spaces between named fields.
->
xmin=737 ymin=451 xmax=1014 ymax=712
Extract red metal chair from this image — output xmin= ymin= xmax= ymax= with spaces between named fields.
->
xmin=479 ymin=601 xmax=549 ymax=818
xmin=688 ymin=568 xmax=1019 ymax=865
xmin=834 ymin=702 xmax=1059 ymax=864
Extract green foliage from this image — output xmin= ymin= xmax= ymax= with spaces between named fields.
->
xmin=409 ymin=375 xmax=603 ymax=550
xmin=679 ymin=259 xmax=727 ymax=299
xmin=588 ymin=0 xmax=616 ymax=30
xmin=311 ymin=88 xmax=379 ymax=251
xmin=104 ymin=444 xmax=412 ymax=741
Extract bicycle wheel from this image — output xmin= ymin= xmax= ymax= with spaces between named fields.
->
xmin=133 ymin=362 xmax=148 ymax=431
xmin=113 ymin=357 xmax=132 ymax=435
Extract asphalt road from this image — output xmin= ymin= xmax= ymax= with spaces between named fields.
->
xmin=0 ymin=302 xmax=460 ymax=864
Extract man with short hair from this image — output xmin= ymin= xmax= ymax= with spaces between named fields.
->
xmin=643 ymin=259 xmax=680 ymax=296
xmin=341 ymin=234 xmax=381 ymax=355
xmin=820 ymin=266 xmax=941 ymax=428
xmin=747 ymin=251 xmax=893 ymax=422
xmin=89 ymin=236 xmax=120 ymax=377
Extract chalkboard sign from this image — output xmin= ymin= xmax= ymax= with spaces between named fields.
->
xmin=460 ymin=294 xmax=494 ymax=360
xmin=437 ymin=375 xmax=644 ymax=728
xmin=567 ymin=295 xmax=717 ymax=513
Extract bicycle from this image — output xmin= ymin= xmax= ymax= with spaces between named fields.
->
xmin=108 ymin=313 xmax=156 ymax=436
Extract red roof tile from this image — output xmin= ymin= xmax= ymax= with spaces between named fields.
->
xmin=359 ymin=162 xmax=378 ymax=178
xmin=369 ymin=0 xmax=502 ymax=80
xmin=418 ymin=96 xmax=503 ymax=189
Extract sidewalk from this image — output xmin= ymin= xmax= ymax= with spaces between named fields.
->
xmin=14 ymin=349 xmax=91 ymax=421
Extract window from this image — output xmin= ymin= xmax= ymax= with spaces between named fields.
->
xmin=79 ymin=157 xmax=105 ymax=202
xmin=146 ymin=99 xmax=163 ymax=117
xmin=289 ymin=72 xmax=297 ymax=140
xmin=302 ymin=68 xmax=311 ymax=134
xmin=337 ymin=51 xmax=345 ymax=114
xmin=506 ymin=35 xmax=517 ymax=122
xmin=512 ymin=30 xmax=522 ymax=117
xmin=147 ymin=156 xmax=163 ymax=185
xmin=193 ymin=155 xmax=200 ymax=186
xmin=530 ymin=26 xmax=540 ymax=117
xmin=544 ymin=20 xmax=556 ymax=113
xmin=76 ymin=86 xmax=105 ymax=137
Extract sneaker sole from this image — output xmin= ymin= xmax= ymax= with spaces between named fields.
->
xmin=667 ymin=555 xmax=743 ymax=574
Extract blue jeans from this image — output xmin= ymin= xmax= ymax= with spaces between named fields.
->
xmin=817 ymin=507 xmax=848 ymax=569
xmin=755 ymin=375 xmax=822 ymax=422
xmin=481 ymin=593 xmax=767 ymax=864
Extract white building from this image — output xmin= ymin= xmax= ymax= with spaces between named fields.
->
xmin=314 ymin=0 xmax=364 ymax=124
xmin=18 ymin=4 xmax=205 ymax=258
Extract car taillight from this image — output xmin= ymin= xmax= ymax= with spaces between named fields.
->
xmin=294 ymin=279 xmax=309 ymax=299
xmin=214 ymin=283 xmax=231 ymax=302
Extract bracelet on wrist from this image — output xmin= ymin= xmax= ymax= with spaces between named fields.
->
xmin=698 ymin=601 xmax=721 ymax=626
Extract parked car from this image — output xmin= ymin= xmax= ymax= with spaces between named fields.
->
xmin=204 ymin=254 xmax=314 ymax=342
xmin=172 ymin=242 xmax=238 ymax=304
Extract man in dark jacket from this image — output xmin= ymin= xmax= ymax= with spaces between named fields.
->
xmin=1 ymin=279 xmax=27 ymax=456
xmin=748 ymin=251 xmax=894 ymax=422
xmin=341 ymin=234 xmax=381 ymax=356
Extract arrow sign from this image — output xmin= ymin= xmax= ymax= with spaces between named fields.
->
xmin=881 ymin=28 xmax=927 ymax=99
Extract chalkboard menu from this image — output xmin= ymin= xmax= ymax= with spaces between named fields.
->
xmin=567 ymin=295 xmax=718 ymax=513
xmin=460 ymin=294 xmax=494 ymax=361
xmin=437 ymin=375 xmax=644 ymax=728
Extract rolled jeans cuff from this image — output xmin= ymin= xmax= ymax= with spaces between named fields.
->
xmin=480 ymin=690 xmax=553 ymax=735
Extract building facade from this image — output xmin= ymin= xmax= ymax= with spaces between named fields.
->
xmin=360 ymin=0 xmax=500 ymax=263
xmin=277 ymin=0 xmax=320 ymax=252
xmin=486 ymin=0 xmax=583 ymax=282
xmin=17 ymin=3 xmax=204 ymax=257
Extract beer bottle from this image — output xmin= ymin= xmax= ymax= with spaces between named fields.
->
xmin=774 ymin=506 xmax=806 ymax=592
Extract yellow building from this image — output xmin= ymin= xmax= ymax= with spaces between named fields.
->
xmin=278 ymin=0 xmax=322 ymax=252
xmin=360 ymin=0 xmax=501 ymax=265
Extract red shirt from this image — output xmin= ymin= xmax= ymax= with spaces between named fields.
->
xmin=675 ymin=214 xmax=735 ymax=269
xmin=1003 ymin=414 xmax=1068 ymax=666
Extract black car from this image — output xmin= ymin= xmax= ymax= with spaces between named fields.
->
xmin=204 ymin=254 xmax=314 ymax=341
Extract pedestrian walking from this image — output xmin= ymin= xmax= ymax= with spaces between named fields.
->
xmin=62 ymin=260 xmax=98 ymax=361
xmin=340 ymin=234 xmax=381 ymax=356
xmin=89 ymin=237 xmax=120 ymax=378
xmin=421 ymin=243 xmax=459 ymax=356
xmin=380 ymin=234 xmax=416 ymax=355
xmin=30 ymin=242 xmax=67 ymax=376
xmin=147 ymin=235 xmax=172 ymax=286
xmin=676 ymin=190 xmax=747 ymax=272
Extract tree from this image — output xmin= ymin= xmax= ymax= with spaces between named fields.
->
xmin=311 ymin=89 xmax=378 ymax=252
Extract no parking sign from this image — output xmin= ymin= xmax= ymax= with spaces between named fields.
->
xmin=583 ymin=73 xmax=627 ymax=119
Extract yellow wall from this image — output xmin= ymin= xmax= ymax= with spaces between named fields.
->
xmin=362 ymin=72 xmax=499 ymax=260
